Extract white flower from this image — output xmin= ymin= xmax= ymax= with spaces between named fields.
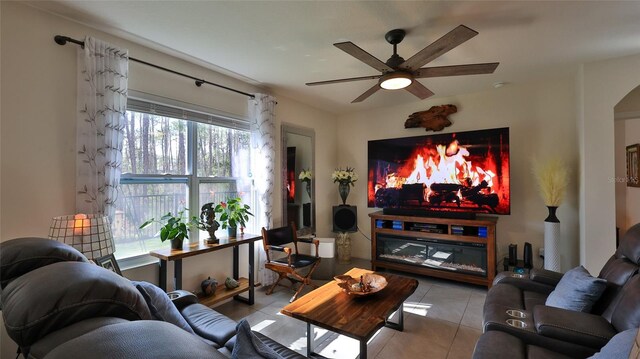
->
xmin=332 ymin=167 xmax=358 ymax=186
xmin=299 ymin=169 xmax=312 ymax=181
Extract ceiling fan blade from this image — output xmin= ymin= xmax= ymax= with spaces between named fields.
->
xmin=351 ymin=84 xmax=381 ymax=103
xmin=415 ymin=63 xmax=499 ymax=78
xmin=306 ymin=74 xmax=381 ymax=86
xmin=400 ymin=25 xmax=478 ymax=71
xmin=404 ymin=81 xmax=435 ymax=100
xmin=334 ymin=42 xmax=393 ymax=73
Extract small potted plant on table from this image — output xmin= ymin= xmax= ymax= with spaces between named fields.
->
xmin=215 ymin=197 xmax=253 ymax=238
xmin=139 ymin=208 xmax=202 ymax=250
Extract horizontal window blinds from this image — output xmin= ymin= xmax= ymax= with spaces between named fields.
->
xmin=127 ymin=98 xmax=250 ymax=131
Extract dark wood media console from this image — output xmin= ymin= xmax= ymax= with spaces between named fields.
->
xmin=369 ymin=211 xmax=497 ymax=288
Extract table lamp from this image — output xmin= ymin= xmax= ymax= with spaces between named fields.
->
xmin=48 ymin=213 xmax=115 ymax=260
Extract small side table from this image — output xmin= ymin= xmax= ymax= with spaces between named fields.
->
xmin=150 ymin=234 xmax=261 ymax=306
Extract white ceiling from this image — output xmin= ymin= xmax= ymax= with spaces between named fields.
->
xmin=30 ymin=1 xmax=640 ymax=115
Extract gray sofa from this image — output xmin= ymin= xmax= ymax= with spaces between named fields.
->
xmin=473 ymin=224 xmax=640 ymax=359
xmin=0 ymin=237 xmax=304 ymax=359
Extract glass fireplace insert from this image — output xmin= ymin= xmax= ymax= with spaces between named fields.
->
xmin=376 ymin=234 xmax=487 ymax=277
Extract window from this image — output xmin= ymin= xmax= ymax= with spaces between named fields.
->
xmin=113 ymin=97 xmax=255 ymax=260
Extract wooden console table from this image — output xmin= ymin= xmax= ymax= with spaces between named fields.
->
xmin=370 ymin=212 xmax=497 ymax=287
xmin=149 ymin=233 xmax=261 ymax=306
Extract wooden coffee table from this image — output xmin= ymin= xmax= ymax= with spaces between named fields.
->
xmin=281 ymin=267 xmax=418 ymax=359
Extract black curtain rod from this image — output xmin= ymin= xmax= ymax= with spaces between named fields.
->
xmin=54 ymin=35 xmax=255 ymax=99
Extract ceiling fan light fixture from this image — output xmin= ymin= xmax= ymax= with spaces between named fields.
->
xmin=379 ymin=72 xmax=413 ymax=90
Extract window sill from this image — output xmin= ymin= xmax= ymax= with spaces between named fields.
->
xmin=117 ymin=254 xmax=158 ymax=272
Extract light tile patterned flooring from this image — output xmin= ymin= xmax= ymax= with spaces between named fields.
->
xmin=215 ymin=258 xmax=486 ymax=359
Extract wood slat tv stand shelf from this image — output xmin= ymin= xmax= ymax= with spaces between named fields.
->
xmin=369 ymin=211 xmax=497 ymax=287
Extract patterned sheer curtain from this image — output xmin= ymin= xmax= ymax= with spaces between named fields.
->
xmin=249 ymin=93 xmax=277 ymax=285
xmin=76 ymin=37 xmax=129 ymax=219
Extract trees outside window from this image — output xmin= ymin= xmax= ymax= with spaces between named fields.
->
xmin=113 ymin=102 xmax=253 ymax=259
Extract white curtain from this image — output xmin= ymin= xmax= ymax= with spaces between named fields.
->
xmin=249 ymin=93 xmax=277 ymax=285
xmin=76 ymin=37 xmax=129 ymax=220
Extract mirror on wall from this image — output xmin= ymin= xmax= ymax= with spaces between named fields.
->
xmin=281 ymin=124 xmax=315 ymax=235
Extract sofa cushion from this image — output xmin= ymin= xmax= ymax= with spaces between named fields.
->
xmin=29 ymin=317 xmax=128 ymax=359
xmin=132 ymin=281 xmax=195 ymax=334
xmin=43 ymin=320 xmax=227 ymax=359
xmin=524 ymin=291 xmax=548 ymax=310
xmin=545 ymin=266 xmax=607 ymax=312
xmin=180 ymin=303 xmax=236 ymax=346
xmin=610 ymin=275 xmax=640 ymax=332
xmin=232 ymin=319 xmax=285 ymax=359
xmin=0 ymin=237 xmax=88 ymax=288
xmin=2 ymin=262 xmax=151 ymax=347
xmin=587 ymin=327 xmax=637 ymax=359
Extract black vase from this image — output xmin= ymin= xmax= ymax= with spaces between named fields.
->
xmin=545 ymin=206 xmax=559 ymax=223
xmin=338 ymin=183 xmax=350 ymax=205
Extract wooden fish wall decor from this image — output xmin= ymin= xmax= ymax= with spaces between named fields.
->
xmin=404 ymin=104 xmax=457 ymax=132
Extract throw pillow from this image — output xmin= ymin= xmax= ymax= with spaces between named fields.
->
xmin=545 ymin=265 xmax=607 ymax=312
xmin=132 ymin=281 xmax=195 ymax=334
xmin=588 ymin=327 xmax=638 ymax=359
xmin=231 ymin=319 xmax=283 ymax=359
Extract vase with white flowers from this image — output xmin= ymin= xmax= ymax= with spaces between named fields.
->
xmin=299 ymin=169 xmax=312 ymax=199
xmin=532 ymin=157 xmax=569 ymax=271
xmin=332 ymin=167 xmax=358 ymax=205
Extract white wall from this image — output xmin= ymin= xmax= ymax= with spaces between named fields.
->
xmin=579 ymin=53 xmax=640 ymax=273
xmin=614 ymin=87 xmax=640 ymax=237
xmin=624 ymin=121 xmax=640 ymax=230
xmin=614 ymin=120 xmax=628 ymax=235
xmin=0 ymin=5 xmax=336 ymax=356
xmin=336 ymin=79 xmax=579 ymax=271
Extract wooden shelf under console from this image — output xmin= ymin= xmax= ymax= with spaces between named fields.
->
xmin=369 ymin=211 xmax=497 ymax=288
xmin=197 ymin=277 xmax=250 ymax=307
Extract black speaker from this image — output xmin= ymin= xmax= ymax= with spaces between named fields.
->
xmin=508 ymin=244 xmax=517 ymax=266
xmin=523 ymin=242 xmax=533 ymax=269
xmin=333 ymin=205 xmax=357 ymax=232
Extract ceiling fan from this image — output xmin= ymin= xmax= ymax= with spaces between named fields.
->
xmin=306 ymin=25 xmax=499 ymax=103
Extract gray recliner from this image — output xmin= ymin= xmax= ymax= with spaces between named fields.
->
xmin=473 ymin=224 xmax=640 ymax=359
xmin=0 ymin=237 xmax=304 ymax=359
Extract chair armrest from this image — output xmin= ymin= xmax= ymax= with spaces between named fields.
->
xmin=266 ymin=245 xmax=293 ymax=266
xmin=268 ymin=245 xmax=286 ymax=252
xmin=533 ymin=305 xmax=617 ymax=349
xmin=492 ymin=271 xmax=556 ymax=294
xmin=297 ymin=238 xmax=320 ymax=257
xmin=168 ymin=290 xmax=198 ymax=311
xmin=530 ymin=268 xmax=564 ymax=287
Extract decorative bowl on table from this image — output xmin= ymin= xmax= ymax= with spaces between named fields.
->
xmin=334 ymin=273 xmax=388 ymax=296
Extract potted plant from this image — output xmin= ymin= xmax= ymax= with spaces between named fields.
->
xmin=215 ymin=197 xmax=254 ymax=238
xmin=139 ymin=208 xmax=201 ymax=250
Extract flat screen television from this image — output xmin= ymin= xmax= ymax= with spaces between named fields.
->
xmin=368 ymin=127 xmax=510 ymax=217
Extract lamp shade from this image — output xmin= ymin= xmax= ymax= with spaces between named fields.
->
xmin=48 ymin=214 xmax=115 ymax=260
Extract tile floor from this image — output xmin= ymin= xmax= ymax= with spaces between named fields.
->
xmin=215 ymin=258 xmax=486 ymax=359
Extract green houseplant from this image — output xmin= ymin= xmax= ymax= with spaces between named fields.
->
xmin=139 ymin=208 xmax=201 ymax=250
xmin=215 ymin=197 xmax=254 ymax=238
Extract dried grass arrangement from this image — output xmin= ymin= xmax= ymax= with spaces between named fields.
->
xmin=532 ymin=157 xmax=569 ymax=207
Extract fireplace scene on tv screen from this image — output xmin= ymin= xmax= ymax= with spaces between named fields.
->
xmin=368 ymin=127 xmax=510 ymax=214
